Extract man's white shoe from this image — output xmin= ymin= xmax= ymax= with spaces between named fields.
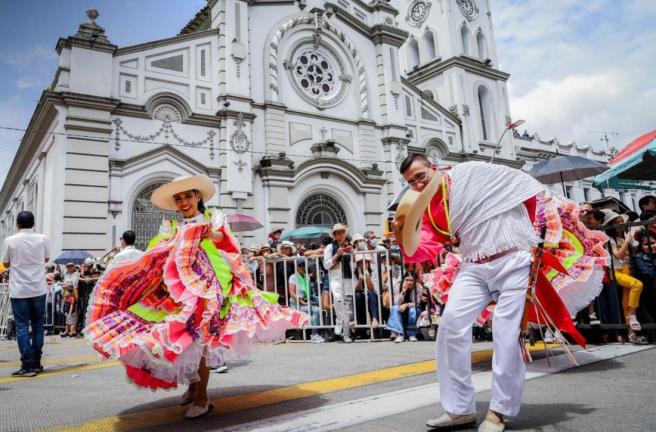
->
xmin=408 ymin=335 xmax=418 ymax=342
xmin=426 ymin=413 xmax=477 ymax=430
xmin=213 ymin=365 xmax=228 ymax=373
xmin=394 ymin=335 xmax=404 ymax=343
xmin=185 ymin=401 xmax=213 ymax=419
xmin=478 ymin=419 xmax=505 ymax=432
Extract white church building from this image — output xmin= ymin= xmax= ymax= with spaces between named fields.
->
xmin=0 ymin=0 xmax=643 ymax=257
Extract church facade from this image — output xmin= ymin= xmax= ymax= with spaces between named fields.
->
xmin=0 ymin=0 xmax=641 ymax=257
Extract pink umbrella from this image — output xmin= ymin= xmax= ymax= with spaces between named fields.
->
xmin=226 ymin=214 xmax=263 ymax=232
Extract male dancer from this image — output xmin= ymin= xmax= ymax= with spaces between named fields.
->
xmin=395 ymin=154 xmax=545 ymax=432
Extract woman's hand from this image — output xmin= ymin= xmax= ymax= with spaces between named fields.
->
xmin=205 ymin=228 xmax=225 ymax=243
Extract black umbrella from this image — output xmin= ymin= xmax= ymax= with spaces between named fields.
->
xmin=526 ymin=155 xmax=608 ymax=196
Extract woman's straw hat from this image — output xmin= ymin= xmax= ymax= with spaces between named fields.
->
xmin=151 ymin=174 xmax=215 ymax=211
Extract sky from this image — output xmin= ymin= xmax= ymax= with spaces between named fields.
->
xmin=0 ymin=0 xmax=654 ymax=185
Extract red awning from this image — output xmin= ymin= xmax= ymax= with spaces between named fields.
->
xmin=610 ymin=129 xmax=656 ymax=165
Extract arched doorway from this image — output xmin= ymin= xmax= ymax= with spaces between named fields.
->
xmin=295 ymin=193 xmax=347 ymax=228
xmin=131 ymin=182 xmax=178 ymax=250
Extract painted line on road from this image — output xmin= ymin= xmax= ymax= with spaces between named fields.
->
xmin=0 ymin=354 xmax=101 ymax=370
xmin=41 ymin=343 xmax=558 ymax=432
xmin=0 ymin=360 xmax=120 ymax=384
xmin=221 ymin=344 xmax=655 ymax=432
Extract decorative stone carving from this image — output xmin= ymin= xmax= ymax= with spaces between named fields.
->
xmin=229 ymin=113 xmax=251 ymax=172
xmin=152 ymin=104 xmax=182 ymax=122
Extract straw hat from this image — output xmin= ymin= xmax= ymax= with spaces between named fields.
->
xmin=151 ymin=174 xmax=215 ymax=211
xmin=602 ymin=210 xmax=628 ymax=227
xmin=332 ymin=223 xmax=348 ymax=234
xmin=393 ymin=173 xmax=441 ymax=257
xmin=352 ymin=233 xmax=366 ymax=243
xmin=277 ymin=240 xmax=297 ymax=254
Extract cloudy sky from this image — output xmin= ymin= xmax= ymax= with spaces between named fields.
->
xmin=0 ymin=0 xmax=654 ymax=185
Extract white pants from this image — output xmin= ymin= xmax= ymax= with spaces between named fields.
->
xmin=329 ymin=272 xmax=354 ymax=336
xmin=437 ymin=250 xmax=531 ymax=417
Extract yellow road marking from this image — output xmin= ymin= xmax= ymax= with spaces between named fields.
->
xmin=42 ymin=343 xmax=560 ymax=432
xmin=0 ymin=354 xmax=101 ymax=369
xmin=0 ymin=360 xmax=119 ymax=384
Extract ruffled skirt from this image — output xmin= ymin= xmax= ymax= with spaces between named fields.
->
xmin=85 ymin=222 xmax=308 ymax=390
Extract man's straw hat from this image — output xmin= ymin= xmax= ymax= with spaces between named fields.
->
xmin=393 ymin=174 xmax=441 ymax=257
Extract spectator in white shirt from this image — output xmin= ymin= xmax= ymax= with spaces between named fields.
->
xmin=105 ymin=230 xmax=144 ymax=272
xmin=323 ymin=223 xmax=355 ymax=343
xmin=1 ymin=211 xmax=50 ymax=377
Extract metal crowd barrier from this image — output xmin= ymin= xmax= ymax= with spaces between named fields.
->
xmin=0 ymin=283 xmax=11 ymax=339
xmin=577 ymin=218 xmax=656 ymax=335
xmin=245 ymin=249 xmax=420 ymax=340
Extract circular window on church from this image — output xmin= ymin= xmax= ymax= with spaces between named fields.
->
xmin=295 ymin=193 xmax=347 ymax=228
xmin=287 ymin=41 xmax=348 ymax=109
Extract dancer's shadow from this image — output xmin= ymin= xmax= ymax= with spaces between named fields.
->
xmin=115 ymin=383 xmax=328 ymax=432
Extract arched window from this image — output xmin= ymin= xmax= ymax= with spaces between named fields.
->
xmin=408 ymin=38 xmax=420 ymax=69
xmin=132 ymin=182 xmax=178 ymax=250
xmin=296 ymin=193 xmax=347 ymax=228
xmin=423 ymin=30 xmax=437 ymax=60
xmin=460 ymin=25 xmax=471 ymax=56
xmin=477 ymin=86 xmax=493 ymax=141
xmin=476 ymin=31 xmax=487 ymax=60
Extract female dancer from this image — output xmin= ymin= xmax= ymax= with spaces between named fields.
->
xmin=85 ymin=175 xmax=307 ymax=419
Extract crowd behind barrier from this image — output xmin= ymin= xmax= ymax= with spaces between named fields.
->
xmin=1 ymin=207 xmax=655 ymax=345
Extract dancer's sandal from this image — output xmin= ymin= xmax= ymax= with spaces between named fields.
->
xmin=179 ymin=389 xmax=198 ymax=406
xmin=626 ymin=315 xmax=641 ymax=331
xmin=426 ymin=413 xmax=477 ymax=430
xmin=185 ymin=400 xmax=214 ymax=419
xmin=628 ymin=331 xmax=648 ymax=345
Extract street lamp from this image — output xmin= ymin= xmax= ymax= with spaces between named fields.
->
xmin=489 ymin=119 xmax=525 ymax=163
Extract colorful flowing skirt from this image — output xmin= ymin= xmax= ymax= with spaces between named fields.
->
xmin=85 ymin=222 xmax=308 ymax=390
xmin=427 ymin=193 xmax=609 ymax=326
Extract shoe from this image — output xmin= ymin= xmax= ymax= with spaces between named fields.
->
xmin=33 ymin=365 xmax=44 ymax=374
xmin=59 ymin=332 xmax=69 ymax=338
xmin=11 ymin=368 xmax=36 ymax=377
xmin=408 ymin=335 xmax=418 ymax=342
xmin=588 ymin=313 xmax=601 ymax=325
xmin=543 ymin=330 xmax=555 ymax=344
xmin=343 ymin=335 xmax=353 ymax=344
xmin=626 ymin=315 xmax=641 ymax=332
xmin=371 ymin=318 xmax=380 ymax=328
xmin=213 ymin=365 xmax=228 ymax=374
xmin=311 ymin=334 xmax=325 ymax=344
xmin=478 ymin=419 xmax=505 ymax=432
xmin=426 ymin=413 xmax=477 ymax=430
xmin=179 ymin=389 xmax=198 ymax=406
xmin=394 ymin=335 xmax=404 ymax=343
xmin=335 ymin=323 xmax=343 ymax=337
xmin=185 ymin=401 xmax=213 ymax=419
xmin=68 ymin=333 xmax=78 ymax=338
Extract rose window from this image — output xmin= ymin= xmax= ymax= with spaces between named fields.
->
xmin=287 ymin=42 xmax=348 ymax=109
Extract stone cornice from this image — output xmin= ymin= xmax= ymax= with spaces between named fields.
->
xmin=115 ymin=28 xmax=220 ymax=56
xmin=113 ymin=102 xmax=220 ymax=127
xmin=371 ymin=24 xmax=409 ymax=47
xmin=406 ymin=56 xmax=511 ymax=85
xmin=56 ymin=36 xmax=117 ymax=55
xmin=110 ymin=144 xmax=214 ymax=175
xmin=216 ymin=110 xmax=256 ymax=122
xmin=60 ymin=92 xmax=120 ymax=111
xmin=248 ymin=0 xmax=295 ymax=5
xmin=327 ymin=3 xmax=374 ymax=39
xmin=401 ymin=77 xmax=462 ymax=126
xmin=0 ymin=91 xmax=62 ymax=211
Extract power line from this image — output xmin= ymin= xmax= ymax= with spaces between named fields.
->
xmin=0 ymin=124 xmax=402 ymax=167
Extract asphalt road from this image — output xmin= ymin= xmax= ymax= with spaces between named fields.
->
xmin=0 ymin=336 xmax=653 ymax=432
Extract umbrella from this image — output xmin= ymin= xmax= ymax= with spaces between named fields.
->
xmin=226 ymin=214 xmax=263 ymax=232
xmin=526 ymin=155 xmax=608 ymax=196
xmin=53 ymin=250 xmax=94 ymax=265
xmin=593 ymin=131 xmax=656 ymax=190
xmin=280 ymin=226 xmax=331 ymax=241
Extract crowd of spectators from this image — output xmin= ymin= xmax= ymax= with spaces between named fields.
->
xmin=579 ymin=195 xmax=656 ymax=344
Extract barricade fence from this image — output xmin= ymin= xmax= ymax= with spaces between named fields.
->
xmin=245 ymin=249 xmax=439 ymax=340
xmin=0 ymin=283 xmax=11 ymax=339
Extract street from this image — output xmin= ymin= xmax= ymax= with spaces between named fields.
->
xmin=0 ymin=337 xmax=653 ymax=432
